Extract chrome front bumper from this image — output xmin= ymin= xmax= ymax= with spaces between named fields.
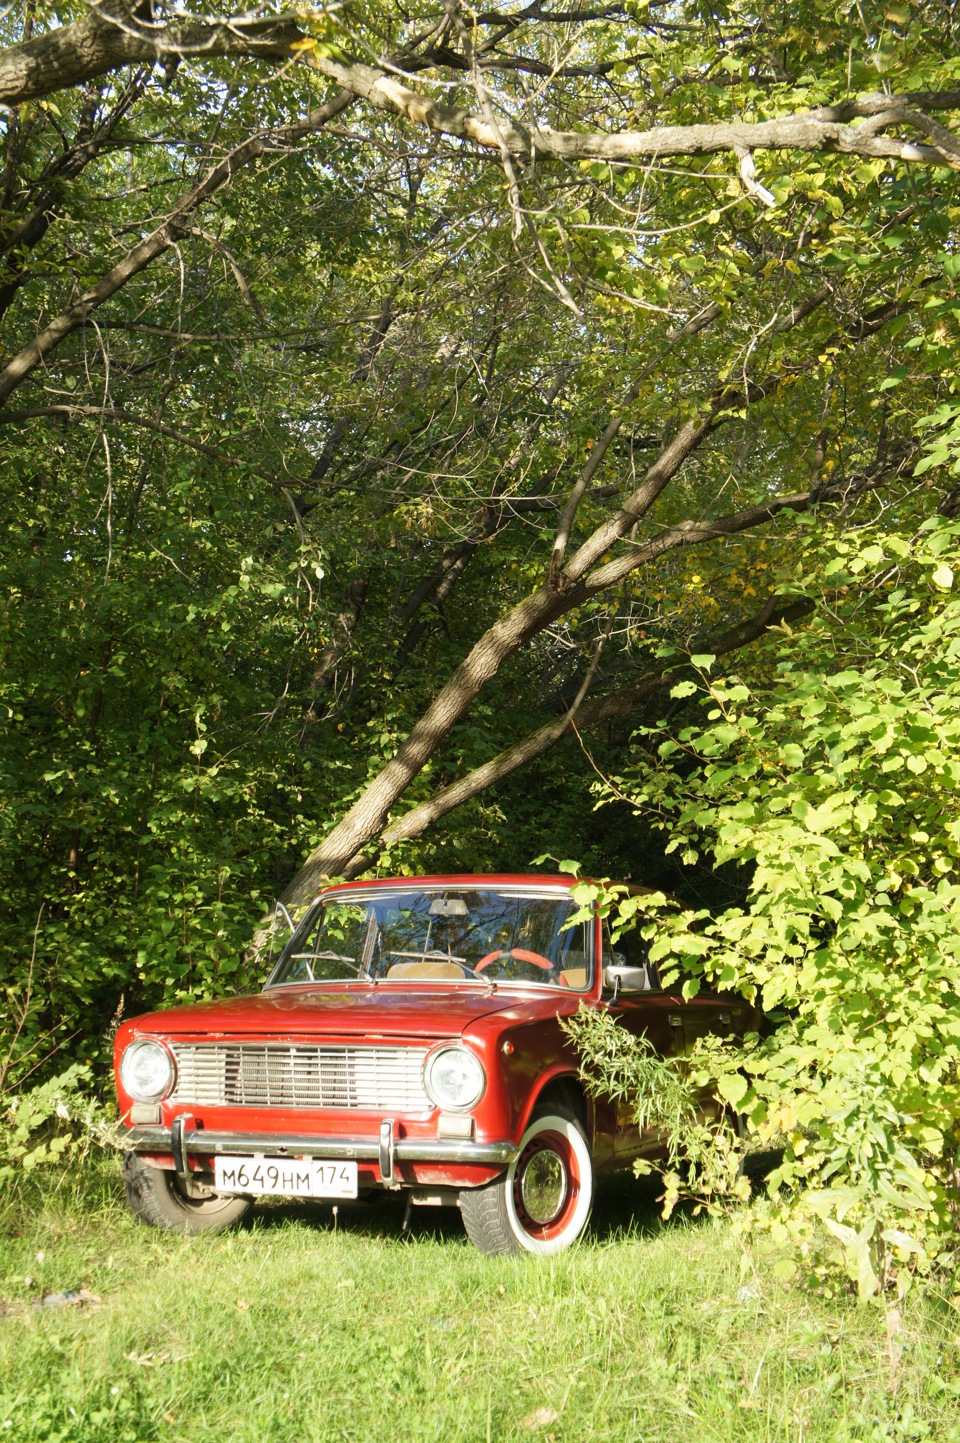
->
xmin=125 ymin=1122 xmax=519 ymax=1183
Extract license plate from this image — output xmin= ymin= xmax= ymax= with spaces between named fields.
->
xmin=213 ymin=1156 xmax=358 ymax=1199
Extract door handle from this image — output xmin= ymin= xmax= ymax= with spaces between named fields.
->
xmin=668 ymin=1015 xmax=683 ymax=1028
xmin=718 ymin=1012 xmax=731 ymax=1025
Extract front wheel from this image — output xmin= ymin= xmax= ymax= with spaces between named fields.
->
xmin=459 ymin=1105 xmax=593 ymax=1255
xmin=123 ymin=1153 xmax=253 ymax=1234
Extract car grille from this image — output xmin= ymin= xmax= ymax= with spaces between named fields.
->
xmin=169 ymin=1043 xmax=431 ymax=1114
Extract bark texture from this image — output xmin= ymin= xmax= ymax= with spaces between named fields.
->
xmin=312 ymin=58 xmax=960 ymax=171
xmin=0 ymin=13 xmax=957 ymax=174
xmin=0 ymin=7 xmax=302 ymax=108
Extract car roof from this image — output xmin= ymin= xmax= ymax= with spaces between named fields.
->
xmin=320 ymin=873 xmax=578 ymax=896
xmin=317 ymin=873 xmax=657 ymax=898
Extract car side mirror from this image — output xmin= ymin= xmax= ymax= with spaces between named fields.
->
xmin=603 ymin=959 xmax=654 ymax=994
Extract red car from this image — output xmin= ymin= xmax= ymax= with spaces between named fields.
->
xmin=115 ymin=874 xmax=755 ymax=1254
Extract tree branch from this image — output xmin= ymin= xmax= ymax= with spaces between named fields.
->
xmin=279 ymin=289 xmax=917 ymax=899
xmin=3 ymin=9 xmax=958 ymax=174
xmin=0 ymin=5 xmax=304 ymax=108
xmin=342 ymin=593 xmax=815 ymax=875
xmin=311 ymin=56 xmax=960 ymax=170
xmin=0 ymin=70 xmax=149 ymax=319
xmin=580 ymin=446 xmax=917 ymax=597
xmin=563 ymin=287 xmax=918 ymax=589
xmin=334 ymin=446 xmax=909 ymax=882
xmin=0 ymin=87 xmax=354 ymax=408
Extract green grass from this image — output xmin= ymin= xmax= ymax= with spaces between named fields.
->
xmin=1 ymin=1162 xmax=959 ymax=1443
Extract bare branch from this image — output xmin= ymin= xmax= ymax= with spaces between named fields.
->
xmin=310 ymin=56 xmax=960 ymax=170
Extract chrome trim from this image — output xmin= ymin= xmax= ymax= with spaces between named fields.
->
xmin=379 ymin=1119 xmax=395 ymax=1183
xmin=168 ymin=1041 xmax=432 ymax=1115
xmin=275 ymin=901 xmax=296 ymax=935
xmin=124 ymin=1126 xmax=519 ymax=1167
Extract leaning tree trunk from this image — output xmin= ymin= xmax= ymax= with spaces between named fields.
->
xmin=280 ymin=583 xmax=573 ymax=903
xmin=278 ymin=411 xmax=719 ymax=903
xmin=278 ymin=282 xmax=915 ymax=906
xmin=337 ymin=593 xmax=817 ymax=877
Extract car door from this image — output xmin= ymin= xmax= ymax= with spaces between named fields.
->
xmin=600 ymin=922 xmax=686 ymax=1159
xmin=678 ymin=987 xmax=757 ymax=1123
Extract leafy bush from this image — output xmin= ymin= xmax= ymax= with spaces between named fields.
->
xmin=570 ymin=517 xmax=960 ymax=1297
xmin=561 ymin=1004 xmax=750 ymax=1219
xmin=0 ymin=1064 xmax=118 ymax=1189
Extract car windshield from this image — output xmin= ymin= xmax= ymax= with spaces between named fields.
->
xmin=268 ymin=887 xmax=591 ymax=991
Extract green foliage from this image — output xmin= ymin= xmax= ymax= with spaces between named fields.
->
xmin=561 ymin=1003 xmax=750 ymax=1219
xmin=917 ymin=403 xmax=960 ymax=479
xmin=0 ymin=1064 xmax=116 ymax=1188
xmin=0 ymin=453 xmax=349 ymax=1071
xmin=1 ymin=0 xmax=959 ymax=1096
xmin=578 ymin=517 xmax=960 ymax=1296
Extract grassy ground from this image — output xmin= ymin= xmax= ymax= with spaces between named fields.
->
xmin=1 ymin=1161 xmax=959 ymax=1443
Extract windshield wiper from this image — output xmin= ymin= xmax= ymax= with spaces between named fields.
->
xmin=389 ymin=948 xmax=467 ymax=964
xmin=288 ymin=951 xmax=372 ymax=981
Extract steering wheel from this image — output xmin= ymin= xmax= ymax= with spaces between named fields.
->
xmin=474 ymin=947 xmax=553 ymax=973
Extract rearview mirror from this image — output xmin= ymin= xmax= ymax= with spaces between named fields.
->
xmin=429 ymin=897 xmax=469 ymax=917
xmin=603 ymin=960 xmax=654 ymax=994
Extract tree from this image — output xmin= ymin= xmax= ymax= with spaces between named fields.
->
xmin=1 ymin=0 xmax=960 ymax=1063
xmin=573 ymin=515 xmax=960 ymax=1293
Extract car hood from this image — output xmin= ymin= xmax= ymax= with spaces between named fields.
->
xmin=127 ymin=984 xmax=581 ymax=1042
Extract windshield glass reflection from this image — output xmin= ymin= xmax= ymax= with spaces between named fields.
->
xmin=269 ymin=889 xmax=590 ymax=991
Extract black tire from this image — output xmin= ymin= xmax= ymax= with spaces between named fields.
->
xmin=123 ymin=1153 xmax=253 ymax=1234
xmin=459 ymin=1103 xmax=593 ymax=1256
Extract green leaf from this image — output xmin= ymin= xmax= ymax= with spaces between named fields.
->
xmin=716 ymin=1073 xmax=748 ymax=1107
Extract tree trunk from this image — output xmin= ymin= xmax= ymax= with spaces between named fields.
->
xmin=359 ymin=594 xmax=816 ymax=867
xmin=280 ymin=430 xmax=914 ymax=905
xmin=281 ymin=581 xmax=572 ymax=901
xmin=277 ymin=266 xmax=916 ymax=904
xmin=279 ymin=411 xmax=718 ymax=900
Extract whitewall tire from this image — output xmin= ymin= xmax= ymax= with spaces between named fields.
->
xmin=459 ymin=1103 xmax=593 ymax=1255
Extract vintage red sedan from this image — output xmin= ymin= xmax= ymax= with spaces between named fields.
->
xmin=115 ymin=873 xmax=755 ymax=1254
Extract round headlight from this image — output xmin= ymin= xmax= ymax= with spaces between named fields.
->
xmin=120 ymin=1040 xmax=175 ymax=1103
xmin=423 ymin=1045 xmax=485 ymax=1112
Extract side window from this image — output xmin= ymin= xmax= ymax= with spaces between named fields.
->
xmin=601 ymin=920 xmax=661 ymax=991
